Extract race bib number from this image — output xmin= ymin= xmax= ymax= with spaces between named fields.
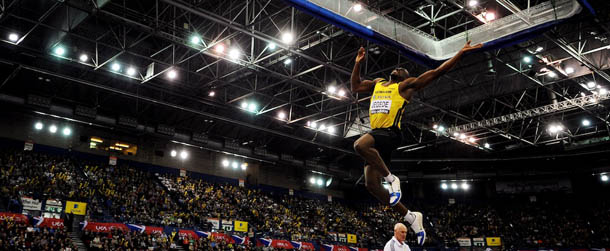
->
xmin=370 ymin=100 xmax=391 ymax=114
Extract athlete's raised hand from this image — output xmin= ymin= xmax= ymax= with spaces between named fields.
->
xmin=460 ymin=40 xmax=483 ymax=53
xmin=355 ymin=47 xmax=366 ymax=63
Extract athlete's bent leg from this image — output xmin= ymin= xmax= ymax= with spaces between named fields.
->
xmin=354 ymin=134 xmax=390 ymax=177
xmin=364 ymin=165 xmax=408 ymax=215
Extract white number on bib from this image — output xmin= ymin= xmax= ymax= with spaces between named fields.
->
xmin=370 ymin=100 xmax=391 ymax=114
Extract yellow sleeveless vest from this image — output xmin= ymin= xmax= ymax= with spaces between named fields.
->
xmin=369 ymin=80 xmax=408 ymax=129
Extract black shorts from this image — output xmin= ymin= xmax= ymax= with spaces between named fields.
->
xmin=367 ymin=127 xmax=403 ymax=165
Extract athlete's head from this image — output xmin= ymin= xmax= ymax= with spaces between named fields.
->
xmin=394 ymin=223 xmax=408 ymax=242
xmin=390 ymin=68 xmax=409 ymax=82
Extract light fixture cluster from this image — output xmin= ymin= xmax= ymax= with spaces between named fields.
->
xmin=326 ymin=85 xmax=347 ymax=98
xmin=306 ymin=121 xmax=336 ymax=135
xmin=441 ymin=181 xmax=470 ymax=191
xmin=547 ymin=123 xmax=564 ymax=135
xmin=309 ymin=176 xmax=332 ymax=187
xmin=34 ymin=122 xmax=71 ymax=136
xmin=170 ymin=149 xmax=189 ymax=160
xmin=221 ymin=158 xmax=248 ymax=171
xmin=240 ymin=100 xmax=258 ymax=113
xmin=601 ymin=173 xmax=609 ymax=182
xmin=449 ymin=131 xmax=490 ymax=149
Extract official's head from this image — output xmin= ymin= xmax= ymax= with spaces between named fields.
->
xmin=390 ymin=68 xmax=409 ymax=82
xmin=394 ymin=223 xmax=408 ymax=242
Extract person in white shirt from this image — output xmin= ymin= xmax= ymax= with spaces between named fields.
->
xmin=384 ymin=223 xmax=411 ymax=251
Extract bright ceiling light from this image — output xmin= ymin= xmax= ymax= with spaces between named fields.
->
xmin=433 ymin=124 xmax=438 ymax=129
xmin=523 ymin=56 xmax=532 ymax=63
xmin=79 ymin=54 xmax=88 ymax=62
xmin=600 ymin=88 xmax=608 ymax=95
xmin=319 ymin=124 xmax=326 ymax=131
xmin=180 ymin=151 xmax=188 ymax=160
xmin=451 ymin=183 xmax=458 ymax=190
xmin=222 ymin=159 xmax=229 ymax=167
xmin=328 ymin=86 xmax=336 ymax=94
xmin=337 ymin=89 xmax=346 ymax=97
xmin=437 ymin=125 xmax=445 ymax=132
xmin=229 ymin=48 xmax=240 ymax=60
xmin=232 ymin=162 xmax=238 ymax=169
xmin=582 ymin=119 xmax=591 ymax=126
xmin=277 ymin=111 xmax=286 ymax=120
xmin=310 ymin=121 xmax=318 ymax=129
xmin=268 ymin=42 xmax=276 ymax=50
xmin=453 ymin=132 xmax=459 ymax=137
xmin=248 ymin=102 xmax=257 ymax=112
xmin=468 ymin=137 xmax=476 ymax=143
xmin=241 ymin=101 xmax=248 ymax=109
xmin=209 ymin=91 xmax=215 ymax=97
xmin=49 ymin=125 xmax=57 ymax=134
xmin=171 ymin=150 xmax=177 ymax=157
xmin=459 ymin=133 xmax=466 ymax=139
xmin=62 ymin=127 xmax=71 ymax=136
xmin=241 ymin=163 xmax=248 ymax=170
xmin=316 ymin=178 xmax=323 ymax=186
xmin=587 ymin=81 xmax=597 ymax=89
xmin=548 ymin=124 xmax=563 ymax=134
xmin=565 ymin=67 xmax=574 ymax=74
xmin=190 ymin=35 xmax=201 ymax=44
xmin=548 ymin=71 xmax=557 ymax=78
xmin=281 ymin=32 xmax=294 ymax=44
xmin=167 ymin=69 xmax=177 ymax=79
xmin=468 ymin=0 xmax=478 ymax=7
xmin=215 ymin=44 xmax=225 ymax=53
xmin=602 ymin=174 xmax=609 ymax=182
xmin=126 ymin=67 xmax=137 ymax=76
xmin=327 ymin=126 xmax=335 ymax=134
xmin=34 ymin=122 xmax=43 ymax=130
xmin=284 ymin=58 xmax=292 ymax=65
xmin=485 ymin=12 xmax=496 ymax=21
xmin=441 ymin=183 xmax=448 ymax=190
xmin=353 ymin=3 xmax=363 ymax=12
xmin=461 ymin=183 xmax=470 ymax=190
xmin=8 ymin=33 xmax=19 ymax=42
xmin=309 ymin=177 xmax=316 ymax=184
xmin=535 ymin=46 xmax=544 ymax=52
xmin=484 ymin=143 xmax=491 ymax=148
xmin=111 ymin=62 xmax=121 ymax=71
xmin=54 ymin=46 xmax=65 ymax=56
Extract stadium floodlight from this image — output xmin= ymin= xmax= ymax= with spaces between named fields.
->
xmin=49 ymin=125 xmax=58 ymax=134
xmin=602 ymin=174 xmax=609 ymax=182
xmin=319 ymin=124 xmax=326 ymax=131
xmin=232 ymin=162 xmax=238 ymax=169
xmin=523 ymin=56 xmax=532 ymax=63
xmin=327 ymin=86 xmax=337 ymax=94
xmin=281 ymin=32 xmax=294 ymax=44
xmin=433 ymin=124 xmax=438 ymax=129
xmin=353 ymin=3 xmax=363 ymax=12
xmin=485 ymin=12 xmax=496 ymax=21
xmin=316 ymin=178 xmax=323 ymax=186
xmin=277 ymin=111 xmax=286 ymax=120
xmin=326 ymin=178 xmax=333 ymax=187
xmin=484 ymin=143 xmax=491 ymax=148
xmin=268 ymin=42 xmax=276 ymax=50
xmin=190 ymin=35 xmax=201 ymax=44
xmin=461 ymin=183 xmax=470 ymax=190
xmin=309 ymin=121 xmax=318 ymax=129
xmin=453 ymin=132 xmax=459 ymax=137
xmin=222 ymin=159 xmax=229 ymax=167
xmin=451 ymin=183 xmax=458 ymax=190
xmin=284 ymin=58 xmax=292 ymax=65
xmin=8 ymin=33 xmax=19 ymax=42
xmin=535 ymin=46 xmax=544 ymax=52
xmin=62 ymin=127 xmax=71 ymax=136
xmin=126 ymin=67 xmax=137 ymax=76
xmin=215 ymin=44 xmax=225 ymax=53
xmin=241 ymin=101 xmax=248 ymax=109
xmin=469 ymin=137 xmax=476 ymax=143
xmin=327 ymin=126 xmax=335 ymax=134
xmin=468 ymin=0 xmax=478 ymax=7
xmin=338 ymin=89 xmax=346 ymax=97
xmin=209 ymin=91 xmax=215 ymax=97
xmin=167 ymin=69 xmax=177 ymax=79
xmin=309 ymin=177 xmax=316 ymax=184
xmin=459 ymin=134 xmax=466 ymax=139
xmin=548 ymin=71 xmax=557 ymax=78
xmin=600 ymin=88 xmax=607 ymax=95
xmin=111 ymin=62 xmax=121 ymax=71
xmin=79 ymin=54 xmax=89 ymax=62
xmin=441 ymin=183 xmax=448 ymax=190
xmin=582 ymin=119 xmax=591 ymax=126
xmin=587 ymin=81 xmax=596 ymax=89
xmin=437 ymin=125 xmax=445 ymax=132
xmin=53 ymin=46 xmax=65 ymax=56
xmin=241 ymin=163 xmax=248 ymax=170
xmin=229 ymin=48 xmax=240 ymax=60
xmin=34 ymin=122 xmax=43 ymax=130
xmin=170 ymin=150 xmax=177 ymax=157
xmin=248 ymin=102 xmax=257 ymax=113
xmin=565 ymin=67 xmax=574 ymax=75
xmin=180 ymin=151 xmax=188 ymax=160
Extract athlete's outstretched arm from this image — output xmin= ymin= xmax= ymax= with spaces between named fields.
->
xmin=351 ymin=47 xmax=381 ymax=93
xmin=399 ymin=41 xmax=482 ymax=93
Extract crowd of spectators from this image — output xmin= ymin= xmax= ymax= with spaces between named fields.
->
xmin=1 ymin=149 xmax=610 ymax=249
xmin=0 ymin=220 xmax=77 ymax=250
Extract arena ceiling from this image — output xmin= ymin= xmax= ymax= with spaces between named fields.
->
xmin=0 ymin=0 xmax=609 ymax=180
